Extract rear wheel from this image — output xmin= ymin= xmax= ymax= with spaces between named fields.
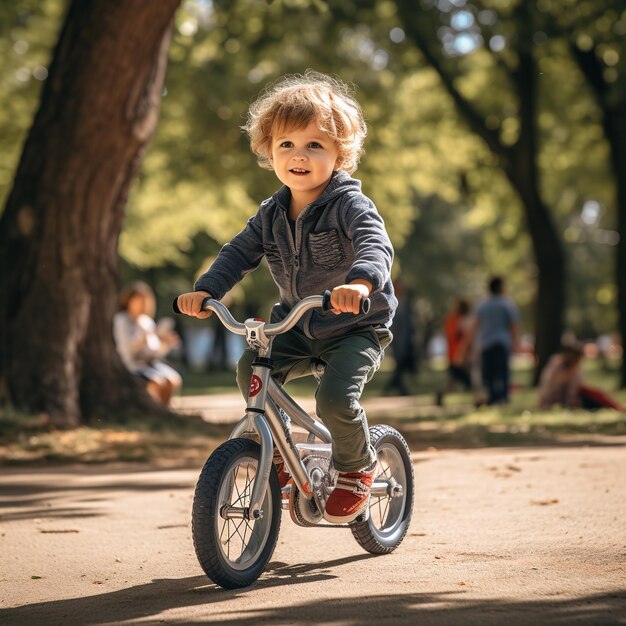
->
xmin=192 ymin=438 xmax=281 ymax=589
xmin=351 ymin=425 xmax=414 ymax=554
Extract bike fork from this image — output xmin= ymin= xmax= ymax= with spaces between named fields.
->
xmin=229 ymin=345 xmax=317 ymax=520
xmin=228 ymin=351 xmax=275 ymax=521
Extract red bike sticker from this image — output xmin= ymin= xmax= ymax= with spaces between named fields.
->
xmin=249 ymin=374 xmax=263 ymax=398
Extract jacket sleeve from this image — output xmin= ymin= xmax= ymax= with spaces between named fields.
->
xmin=341 ymin=193 xmax=394 ymax=293
xmin=194 ymin=210 xmax=265 ymax=300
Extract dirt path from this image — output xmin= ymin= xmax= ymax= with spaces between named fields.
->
xmin=1 ymin=445 xmax=625 ymax=625
xmin=171 ymin=392 xmax=449 ymax=424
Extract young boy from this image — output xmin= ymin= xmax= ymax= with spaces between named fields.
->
xmin=176 ymin=71 xmax=397 ymax=522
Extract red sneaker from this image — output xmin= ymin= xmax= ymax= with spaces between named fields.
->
xmin=273 ymin=449 xmax=291 ymax=489
xmin=324 ymin=463 xmax=377 ymax=524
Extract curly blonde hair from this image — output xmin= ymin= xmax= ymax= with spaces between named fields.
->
xmin=243 ymin=71 xmax=367 ymax=174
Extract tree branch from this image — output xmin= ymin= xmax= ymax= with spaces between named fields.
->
xmin=395 ymin=2 xmax=512 ymax=167
xmin=570 ymin=43 xmax=606 ymax=102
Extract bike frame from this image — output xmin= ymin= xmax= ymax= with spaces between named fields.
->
xmin=201 ymin=295 xmax=392 ymax=522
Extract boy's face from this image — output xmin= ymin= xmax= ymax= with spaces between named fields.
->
xmin=269 ymin=120 xmax=339 ymax=207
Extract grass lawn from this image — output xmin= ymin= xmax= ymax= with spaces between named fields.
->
xmin=1 ymin=358 xmax=624 ymax=466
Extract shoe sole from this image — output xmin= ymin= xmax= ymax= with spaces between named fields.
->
xmin=323 ymin=498 xmax=369 ymax=524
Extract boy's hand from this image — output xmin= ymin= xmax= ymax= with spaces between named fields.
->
xmin=330 ymin=281 xmax=371 ymax=315
xmin=176 ymin=291 xmax=213 ymax=319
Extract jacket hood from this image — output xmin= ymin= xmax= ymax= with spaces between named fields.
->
xmin=272 ymin=170 xmax=361 ymax=211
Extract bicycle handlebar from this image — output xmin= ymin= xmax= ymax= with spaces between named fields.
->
xmin=173 ymin=290 xmax=370 ymax=336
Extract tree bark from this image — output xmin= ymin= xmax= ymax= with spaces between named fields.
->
xmin=394 ymin=1 xmax=565 ymax=381
xmin=0 ymin=0 xmax=180 ymax=426
xmin=611 ymin=116 xmax=626 ymax=388
xmin=571 ymin=44 xmax=626 ymax=387
xmin=505 ymin=24 xmax=565 ymax=381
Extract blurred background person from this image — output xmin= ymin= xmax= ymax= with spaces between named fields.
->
xmin=539 ymin=343 xmax=623 ymax=411
xmin=472 ymin=276 xmax=520 ymax=405
xmin=113 ymin=281 xmax=182 ymax=406
xmin=436 ymin=297 xmax=474 ymax=406
xmin=385 ymin=279 xmax=417 ymax=396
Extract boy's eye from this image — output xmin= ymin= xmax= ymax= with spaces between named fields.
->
xmin=308 ymin=142 xmax=322 ymax=149
xmin=279 ymin=141 xmax=293 ymax=148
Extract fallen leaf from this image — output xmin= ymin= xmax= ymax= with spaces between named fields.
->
xmin=157 ymin=524 xmax=186 ymax=530
xmin=495 ymin=471 xmax=512 ymax=479
xmin=31 ymin=575 xmax=42 ymax=580
xmin=531 ymin=498 xmax=559 ymax=506
xmin=458 ymin=581 xmax=466 ymax=586
xmin=39 ymin=529 xmax=80 ymax=534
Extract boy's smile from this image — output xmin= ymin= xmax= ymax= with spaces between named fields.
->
xmin=270 ymin=120 xmax=339 ymax=214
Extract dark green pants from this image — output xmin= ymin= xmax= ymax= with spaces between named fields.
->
xmin=236 ymin=326 xmax=391 ymax=472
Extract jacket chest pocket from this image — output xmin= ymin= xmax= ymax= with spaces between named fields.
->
xmin=308 ymin=229 xmax=345 ymax=270
xmin=264 ymin=243 xmax=281 ymax=263
xmin=264 ymin=244 xmax=285 ymax=274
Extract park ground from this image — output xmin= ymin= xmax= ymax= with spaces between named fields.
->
xmin=1 ymin=445 xmax=625 ymax=625
xmin=1 ymin=361 xmax=625 ymax=465
xmin=1 ymin=364 xmax=625 ymax=624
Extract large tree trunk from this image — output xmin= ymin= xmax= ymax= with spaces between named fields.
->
xmin=612 ymin=118 xmax=626 ymax=388
xmin=0 ymin=0 xmax=180 ymax=426
xmin=506 ymin=29 xmax=565 ymax=381
xmin=394 ymin=1 xmax=566 ymax=382
xmin=571 ymin=44 xmax=626 ymax=387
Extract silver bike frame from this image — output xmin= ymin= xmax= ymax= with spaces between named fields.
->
xmin=203 ymin=296 xmax=330 ymax=520
xmin=203 ymin=295 xmax=394 ymax=522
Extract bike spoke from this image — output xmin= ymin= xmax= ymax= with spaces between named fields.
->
xmin=381 ymin=496 xmax=390 ymax=526
xmin=242 ymin=517 xmax=252 ymax=548
xmin=226 ymin=518 xmax=247 ymax=549
xmin=219 ymin=518 xmax=228 ymax=544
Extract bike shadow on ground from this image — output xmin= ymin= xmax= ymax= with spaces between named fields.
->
xmin=1 ymin=573 xmax=623 ymax=626
xmin=0 ymin=554 xmax=371 ymax=625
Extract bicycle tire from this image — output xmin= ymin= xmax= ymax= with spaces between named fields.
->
xmin=351 ymin=425 xmax=414 ymax=554
xmin=192 ymin=438 xmax=281 ymax=589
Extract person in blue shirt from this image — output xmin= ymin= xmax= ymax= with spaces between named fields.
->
xmin=471 ymin=276 xmax=519 ymax=405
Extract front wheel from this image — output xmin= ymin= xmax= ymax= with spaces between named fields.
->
xmin=351 ymin=425 xmax=414 ymax=554
xmin=192 ymin=438 xmax=281 ymax=589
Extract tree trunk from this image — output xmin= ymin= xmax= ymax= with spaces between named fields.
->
xmin=506 ymin=33 xmax=565 ymax=382
xmin=394 ymin=0 xmax=566 ymax=382
xmin=570 ymin=44 xmax=626 ymax=387
xmin=606 ymin=111 xmax=626 ymax=387
xmin=0 ymin=0 xmax=180 ymax=426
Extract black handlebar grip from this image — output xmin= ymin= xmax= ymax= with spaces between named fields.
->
xmin=322 ymin=290 xmax=333 ymax=312
xmin=321 ymin=290 xmax=371 ymax=315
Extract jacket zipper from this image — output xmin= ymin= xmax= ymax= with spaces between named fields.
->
xmin=284 ymin=211 xmax=300 ymax=300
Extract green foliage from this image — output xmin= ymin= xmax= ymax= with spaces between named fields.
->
xmin=0 ymin=0 xmax=64 ymax=201
xmin=1 ymin=0 xmax=624 ymax=339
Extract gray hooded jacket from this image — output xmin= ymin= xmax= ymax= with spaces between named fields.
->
xmin=194 ymin=171 xmax=397 ymax=339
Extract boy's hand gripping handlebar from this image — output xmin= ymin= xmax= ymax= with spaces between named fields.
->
xmin=173 ymin=290 xmax=370 ymax=333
